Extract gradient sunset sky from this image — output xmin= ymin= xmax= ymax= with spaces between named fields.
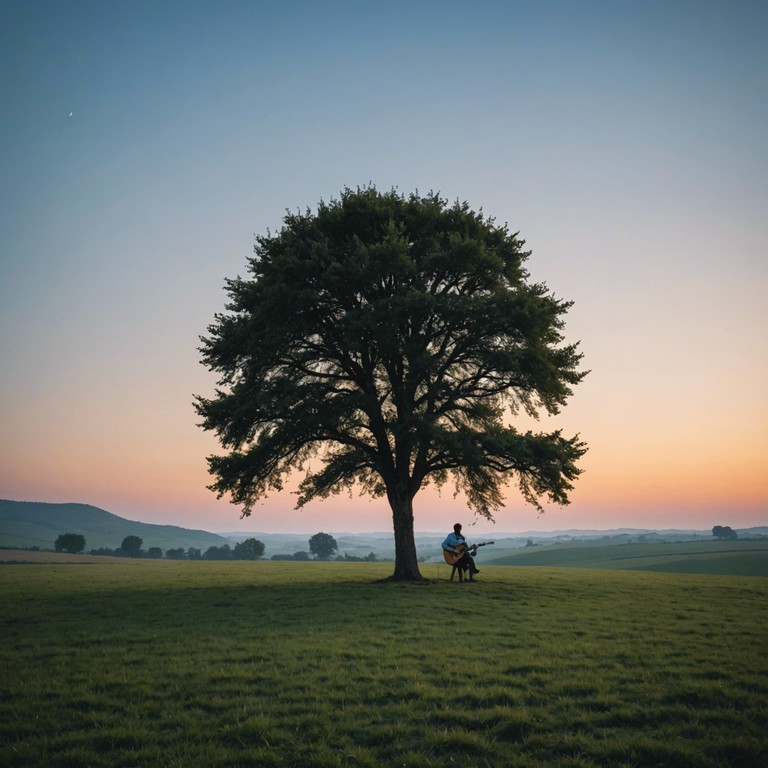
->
xmin=2 ymin=1 xmax=766 ymax=535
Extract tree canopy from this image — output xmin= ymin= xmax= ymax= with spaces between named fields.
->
xmin=196 ymin=187 xmax=587 ymax=580
xmin=233 ymin=537 xmax=266 ymax=560
xmin=120 ymin=535 xmax=143 ymax=557
xmin=55 ymin=533 xmax=86 ymax=554
xmin=309 ymin=532 xmax=339 ymax=560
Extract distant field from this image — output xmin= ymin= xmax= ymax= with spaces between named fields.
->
xmin=4 ymin=540 xmax=768 ymax=577
xmin=1 ymin=561 xmax=767 ymax=767
xmin=0 ymin=549 xmax=162 ymax=564
xmin=485 ymin=539 xmax=768 ymax=576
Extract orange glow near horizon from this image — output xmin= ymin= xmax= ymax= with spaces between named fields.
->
xmin=2 ymin=361 xmax=765 ymax=533
xmin=3 ymin=428 xmax=765 ymax=534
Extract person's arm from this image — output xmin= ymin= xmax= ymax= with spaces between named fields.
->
xmin=441 ymin=533 xmax=459 ymax=553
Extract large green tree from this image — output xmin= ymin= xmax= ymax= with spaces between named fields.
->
xmin=196 ymin=187 xmax=587 ymax=581
xmin=233 ymin=537 xmax=266 ymax=560
xmin=120 ymin=535 xmax=143 ymax=557
xmin=308 ymin=532 xmax=339 ymax=560
xmin=54 ymin=532 xmax=86 ymax=554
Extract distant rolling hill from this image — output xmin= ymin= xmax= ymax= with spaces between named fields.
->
xmin=4 ymin=498 xmax=766 ymax=571
xmin=0 ymin=500 xmax=232 ymax=552
xmin=484 ymin=539 xmax=768 ymax=577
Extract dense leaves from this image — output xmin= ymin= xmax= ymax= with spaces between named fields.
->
xmin=120 ymin=535 xmax=143 ymax=557
xmin=196 ymin=187 xmax=587 ymax=579
xmin=54 ymin=533 xmax=86 ymax=554
xmin=309 ymin=532 xmax=339 ymax=560
xmin=233 ymin=537 xmax=266 ymax=559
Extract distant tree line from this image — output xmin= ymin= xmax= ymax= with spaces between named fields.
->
xmin=54 ymin=533 xmax=267 ymax=560
xmin=186 ymin=539 xmax=266 ymax=560
xmin=55 ymin=533 xmax=87 ymax=553
xmin=271 ymin=533 xmax=378 ymax=562
xmin=270 ymin=551 xmax=378 ymax=562
xmin=53 ymin=532 xmax=382 ymax=561
xmin=88 ymin=535 xmax=167 ymax=558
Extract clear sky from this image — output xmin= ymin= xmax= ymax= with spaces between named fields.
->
xmin=1 ymin=0 xmax=766 ymax=535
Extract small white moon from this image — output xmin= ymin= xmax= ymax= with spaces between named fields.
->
xmin=68 ymin=112 xmax=73 ymax=118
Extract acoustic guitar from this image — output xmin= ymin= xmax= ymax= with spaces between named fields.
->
xmin=443 ymin=541 xmax=494 ymax=566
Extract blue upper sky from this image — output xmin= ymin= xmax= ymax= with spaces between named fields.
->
xmin=1 ymin=1 xmax=766 ymax=533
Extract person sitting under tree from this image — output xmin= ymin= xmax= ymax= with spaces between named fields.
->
xmin=441 ymin=523 xmax=480 ymax=581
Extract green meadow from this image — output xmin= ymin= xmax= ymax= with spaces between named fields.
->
xmin=487 ymin=539 xmax=768 ymax=577
xmin=2 ymin=562 xmax=767 ymax=768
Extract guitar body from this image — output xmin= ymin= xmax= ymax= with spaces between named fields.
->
xmin=443 ymin=541 xmax=493 ymax=566
xmin=443 ymin=545 xmax=469 ymax=566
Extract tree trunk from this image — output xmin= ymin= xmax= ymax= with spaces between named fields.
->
xmin=389 ymin=494 xmax=424 ymax=581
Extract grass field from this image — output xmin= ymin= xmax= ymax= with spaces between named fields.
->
xmin=2 ymin=561 xmax=767 ymax=767
xmin=486 ymin=539 xmax=768 ymax=576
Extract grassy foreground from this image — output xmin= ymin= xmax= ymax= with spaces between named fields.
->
xmin=1 ymin=562 xmax=767 ymax=768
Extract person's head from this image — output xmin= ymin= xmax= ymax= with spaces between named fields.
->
xmin=453 ymin=523 xmax=462 ymax=534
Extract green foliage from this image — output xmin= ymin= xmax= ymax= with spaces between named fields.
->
xmin=146 ymin=547 xmax=163 ymax=559
xmin=202 ymin=544 xmax=232 ymax=560
xmin=198 ymin=541 xmax=268 ymax=561
xmin=233 ymin=537 xmax=265 ymax=560
xmin=196 ymin=187 xmax=587 ymax=579
xmin=713 ymin=525 xmax=738 ymax=540
xmin=338 ymin=551 xmax=379 ymax=562
xmin=165 ymin=547 xmax=187 ymax=560
xmin=1 ymin=563 xmax=766 ymax=767
xmin=120 ymin=535 xmax=143 ymax=556
xmin=54 ymin=532 xmax=86 ymax=553
xmin=309 ymin=531 xmax=338 ymax=560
